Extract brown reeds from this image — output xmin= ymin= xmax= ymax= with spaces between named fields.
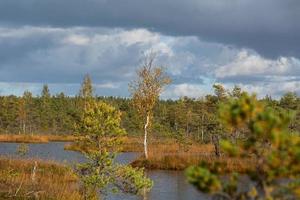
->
xmin=131 ymin=153 xmax=255 ymax=173
xmin=0 ymin=157 xmax=83 ymax=199
xmin=128 ymin=137 xmax=254 ymax=172
xmin=0 ymin=134 xmax=77 ymax=143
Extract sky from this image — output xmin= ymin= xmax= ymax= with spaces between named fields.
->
xmin=0 ymin=0 xmax=300 ymax=99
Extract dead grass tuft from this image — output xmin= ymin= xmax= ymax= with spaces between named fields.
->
xmin=0 ymin=157 xmax=83 ymax=200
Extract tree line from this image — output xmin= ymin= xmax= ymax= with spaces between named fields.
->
xmin=0 ymin=80 xmax=299 ymax=141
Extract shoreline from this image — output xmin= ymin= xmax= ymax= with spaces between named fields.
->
xmin=0 ymin=134 xmax=254 ymax=173
xmin=130 ymin=154 xmax=255 ymax=173
xmin=0 ymin=134 xmax=77 ymax=143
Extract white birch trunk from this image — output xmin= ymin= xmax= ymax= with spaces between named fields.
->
xmin=23 ymin=121 xmax=26 ymax=134
xmin=201 ymin=113 xmax=204 ymax=141
xmin=144 ymin=114 xmax=150 ymax=159
xmin=31 ymin=161 xmax=38 ymax=182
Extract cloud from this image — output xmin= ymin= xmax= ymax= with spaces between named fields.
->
xmin=0 ymin=27 xmax=153 ymax=83
xmin=0 ymin=26 xmax=226 ymax=84
xmin=64 ymin=35 xmax=91 ymax=45
xmin=215 ymin=50 xmax=300 ymax=84
xmin=162 ymin=83 xmax=210 ymax=99
xmin=0 ymin=26 xmax=219 ymax=98
xmin=1 ymin=26 xmax=300 ymax=99
xmin=234 ymin=81 xmax=300 ymax=99
xmin=119 ymin=29 xmax=159 ymax=46
xmin=216 ymin=50 xmax=286 ymax=77
xmin=0 ymin=0 xmax=299 ymax=58
xmin=0 ymin=81 xmax=122 ymax=97
xmin=94 ymin=83 xmax=120 ymax=89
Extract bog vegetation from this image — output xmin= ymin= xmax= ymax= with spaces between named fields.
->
xmin=0 ymin=157 xmax=82 ymax=199
xmin=186 ymin=94 xmax=300 ymax=200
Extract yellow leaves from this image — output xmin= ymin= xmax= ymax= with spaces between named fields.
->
xmin=186 ymin=166 xmax=222 ymax=193
xmin=219 ymin=94 xmax=260 ymax=130
xmin=220 ymin=140 xmax=239 ymax=157
xmin=293 ymin=186 xmax=300 ymax=197
xmin=248 ymin=186 xmax=258 ymax=198
xmin=264 ymin=186 xmax=275 ymax=200
xmin=129 ymin=54 xmax=171 ymax=118
xmin=219 ymin=93 xmax=293 ymax=148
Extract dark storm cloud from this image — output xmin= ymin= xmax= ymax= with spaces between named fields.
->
xmin=0 ymin=31 xmax=57 ymax=66
xmin=0 ymin=27 xmax=154 ymax=84
xmin=0 ymin=0 xmax=299 ymax=58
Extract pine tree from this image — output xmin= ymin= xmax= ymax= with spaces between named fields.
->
xmin=76 ymin=98 xmax=152 ymax=198
xmin=17 ymin=97 xmax=26 ymax=134
xmin=186 ymin=94 xmax=300 ymax=200
xmin=213 ymin=84 xmax=227 ymax=102
xmin=23 ymin=91 xmax=33 ymax=134
xmin=40 ymin=84 xmax=51 ymax=132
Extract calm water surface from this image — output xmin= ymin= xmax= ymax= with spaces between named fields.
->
xmin=0 ymin=142 xmax=206 ymax=200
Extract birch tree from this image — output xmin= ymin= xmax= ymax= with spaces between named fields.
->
xmin=129 ymin=54 xmax=171 ymax=159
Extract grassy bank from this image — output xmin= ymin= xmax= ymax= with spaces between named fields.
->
xmin=119 ymin=137 xmax=254 ymax=172
xmin=64 ymin=136 xmax=146 ymax=152
xmin=0 ymin=134 xmax=77 ymax=143
xmin=64 ymin=136 xmax=213 ymax=153
xmin=65 ymin=136 xmax=253 ymax=173
xmin=129 ymin=140 xmax=254 ymax=172
xmin=131 ymin=153 xmax=254 ymax=173
xmin=0 ymin=157 xmax=83 ymax=199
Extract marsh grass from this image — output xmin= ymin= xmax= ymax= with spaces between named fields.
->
xmin=65 ymin=136 xmax=251 ymax=172
xmin=0 ymin=157 xmax=83 ymax=200
xmin=131 ymin=153 xmax=254 ymax=172
xmin=0 ymin=134 xmax=77 ymax=143
xmin=65 ymin=136 xmax=213 ymax=153
xmin=126 ymin=137 xmax=254 ymax=172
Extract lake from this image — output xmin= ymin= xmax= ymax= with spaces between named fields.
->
xmin=0 ymin=142 xmax=207 ymax=200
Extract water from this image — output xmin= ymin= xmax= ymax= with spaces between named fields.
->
xmin=0 ymin=142 xmax=205 ymax=200
xmin=0 ymin=142 xmax=84 ymax=164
